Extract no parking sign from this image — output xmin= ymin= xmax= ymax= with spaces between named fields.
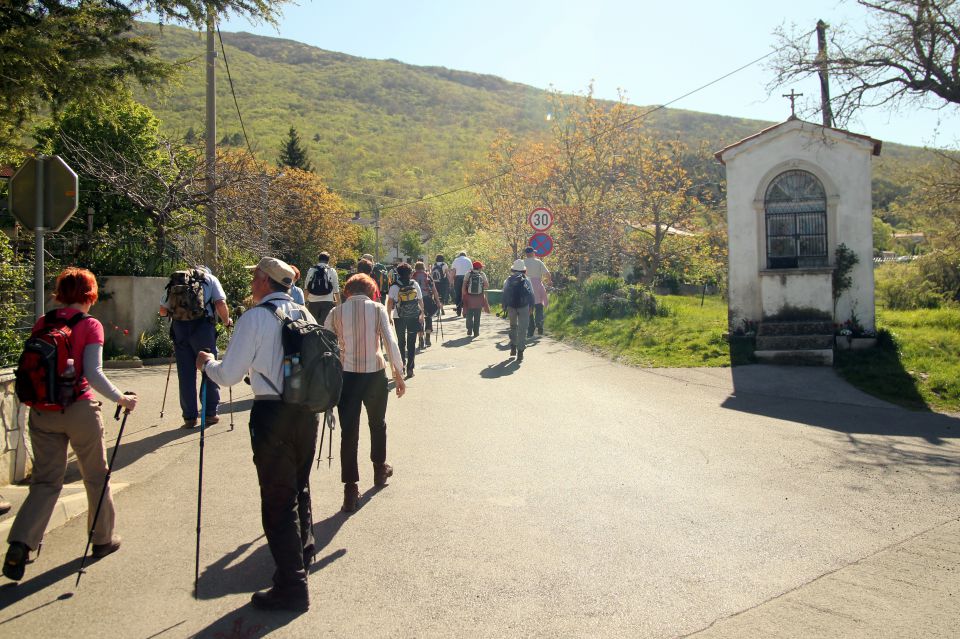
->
xmin=527 ymin=232 xmax=554 ymax=257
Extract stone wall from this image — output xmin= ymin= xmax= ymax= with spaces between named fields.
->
xmin=0 ymin=370 xmax=30 ymax=486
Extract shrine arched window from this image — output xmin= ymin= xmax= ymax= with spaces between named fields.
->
xmin=764 ymin=170 xmax=828 ymax=269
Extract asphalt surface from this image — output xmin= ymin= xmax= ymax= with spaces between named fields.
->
xmin=1 ymin=306 xmax=958 ymax=638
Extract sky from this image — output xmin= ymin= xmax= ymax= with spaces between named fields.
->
xmin=215 ymin=0 xmax=959 ymax=149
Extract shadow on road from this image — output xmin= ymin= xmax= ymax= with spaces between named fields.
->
xmin=0 ymin=556 xmax=83 ymax=618
xmin=441 ymin=336 xmax=473 ymax=348
xmin=725 ymin=367 xmax=959 ymax=445
xmin=480 ymin=360 xmax=519 ymax=378
xmin=189 ymin=604 xmax=300 ymax=638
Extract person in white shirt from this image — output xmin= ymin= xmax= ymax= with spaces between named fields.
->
xmin=450 ymin=251 xmax=473 ymax=316
xmin=197 ymin=257 xmax=316 ymax=613
xmin=523 ymin=246 xmax=552 ymax=336
xmin=304 ymin=252 xmax=340 ymax=325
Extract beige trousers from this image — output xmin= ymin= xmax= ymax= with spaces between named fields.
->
xmin=8 ymin=399 xmax=116 ymax=550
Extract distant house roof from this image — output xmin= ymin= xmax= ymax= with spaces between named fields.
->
xmin=0 ymin=166 xmax=14 ymax=179
xmin=714 ymin=118 xmax=882 ymax=165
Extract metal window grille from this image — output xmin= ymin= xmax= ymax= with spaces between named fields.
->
xmin=764 ymin=170 xmax=828 ymax=269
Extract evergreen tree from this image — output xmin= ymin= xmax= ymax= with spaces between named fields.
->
xmin=277 ymin=126 xmax=313 ymax=172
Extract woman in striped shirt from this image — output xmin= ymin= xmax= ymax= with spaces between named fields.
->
xmin=324 ymin=274 xmax=406 ymax=513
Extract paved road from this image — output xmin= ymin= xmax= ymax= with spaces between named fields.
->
xmin=1 ymin=307 xmax=958 ymax=638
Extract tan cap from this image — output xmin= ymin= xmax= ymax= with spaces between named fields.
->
xmin=361 ymin=253 xmax=374 ymax=261
xmin=252 ymin=257 xmax=295 ymax=287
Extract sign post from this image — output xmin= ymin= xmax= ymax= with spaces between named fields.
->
xmin=9 ymin=155 xmax=80 ymax=319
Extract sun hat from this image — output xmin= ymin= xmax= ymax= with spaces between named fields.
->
xmin=511 ymin=259 xmax=527 ymax=271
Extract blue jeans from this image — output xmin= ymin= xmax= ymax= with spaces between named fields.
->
xmin=172 ymin=318 xmax=220 ymax=419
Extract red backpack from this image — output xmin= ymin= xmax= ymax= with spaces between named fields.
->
xmin=15 ymin=311 xmax=90 ymax=411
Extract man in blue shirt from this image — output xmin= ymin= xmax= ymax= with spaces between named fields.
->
xmin=159 ymin=265 xmax=232 ymax=428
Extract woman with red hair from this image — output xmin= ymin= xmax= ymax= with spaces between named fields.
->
xmin=324 ymin=274 xmax=405 ymax=513
xmin=3 ymin=268 xmax=138 ymax=581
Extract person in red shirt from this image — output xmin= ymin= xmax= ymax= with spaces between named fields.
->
xmin=4 ymin=268 xmax=137 ymax=582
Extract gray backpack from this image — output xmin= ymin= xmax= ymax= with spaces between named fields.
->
xmin=260 ymin=302 xmax=343 ymax=413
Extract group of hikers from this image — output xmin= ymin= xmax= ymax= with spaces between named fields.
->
xmin=3 ymin=246 xmax=550 ymax=613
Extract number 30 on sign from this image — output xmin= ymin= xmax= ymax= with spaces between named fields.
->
xmin=528 ymin=207 xmax=553 ymax=232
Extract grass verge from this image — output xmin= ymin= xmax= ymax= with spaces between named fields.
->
xmin=834 ymin=307 xmax=960 ymax=413
xmin=545 ymin=294 xmax=740 ymax=367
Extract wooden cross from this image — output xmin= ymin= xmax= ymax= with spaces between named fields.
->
xmin=782 ymin=89 xmax=803 ymax=118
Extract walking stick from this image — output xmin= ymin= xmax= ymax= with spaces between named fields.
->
xmin=159 ymin=359 xmax=172 ymax=419
xmin=76 ymin=392 xmax=134 ymax=587
xmin=435 ymin=307 xmax=444 ymax=344
xmin=194 ymin=376 xmax=208 ymax=599
xmin=226 ymin=324 xmax=234 ymax=431
xmin=316 ymin=410 xmax=336 ymax=469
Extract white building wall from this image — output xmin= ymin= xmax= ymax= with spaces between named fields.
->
xmin=719 ymin=120 xmax=876 ymax=330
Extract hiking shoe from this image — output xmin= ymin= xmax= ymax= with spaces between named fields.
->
xmin=510 ymin=345 xmax=516 ymax=357
xmin=0 ymin=498 xmax=11 ymax=516
xmin=182 ymin=419 xmax=198 ymax=429
xmin=405 ymin=370 xmax=414 ymax=379
xmin=251 ymin=586 xmax=309 ymax=612
xmin=373 ymin=463 xmax=393 ymax=487
xmin=206 ymin=415 xmax=219 ymax=425
xmin=538 ymin=326 xmax=544 ymax=335
xmin=342 ymin=482 xmax=359 ymax=513
xmin=3 ymin=542 xmax=28 ymax=581
xmin=303 ymin=545 xmax=315 ymax=571
xmin=425 ymin=335 xmax=431 ymax=347
xmin=517 ymin=350 xmax=524 ymax=363
xmin=92 ymin=535 xmax=121 ymax=558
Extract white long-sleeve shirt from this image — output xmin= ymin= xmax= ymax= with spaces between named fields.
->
xmin=203 ymin=292 xmax=314 ymax=397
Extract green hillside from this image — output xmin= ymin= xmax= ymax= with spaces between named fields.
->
xmin=135 ymin=23 xmax=933 ymax=204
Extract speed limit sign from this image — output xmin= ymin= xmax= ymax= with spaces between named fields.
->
xmin=528 ymin=207 xmax=553 ymax=232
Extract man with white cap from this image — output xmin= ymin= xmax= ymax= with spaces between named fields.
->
xmin=523 ymin=246 xmax=551 ymax=336
xmin=197 ymin=257 xmax=318 ymax=612
xmin=502 ymin=259 xmax=536 ymax=362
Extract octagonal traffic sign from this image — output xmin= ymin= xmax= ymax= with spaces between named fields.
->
xmin=9 ymin=155 xmax=79 ymax=232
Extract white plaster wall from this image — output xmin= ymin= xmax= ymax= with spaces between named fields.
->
xmin=90 ymin=276 xmax=168 ymax=355
xmin=760 ymin=270 xmax=833 ymax=318
xmin=720 ymin=120 xmax=876 ymax=329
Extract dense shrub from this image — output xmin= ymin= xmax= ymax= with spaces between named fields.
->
xmin=567 ymin=275 xmax=666 ymax=323
xmin=136 ymin=315 xmax=174 ymax=359
xmin=875 ymin=262 xmax=943 ymax=309
xmin=0 ymin=236 xmax=30 ymax=367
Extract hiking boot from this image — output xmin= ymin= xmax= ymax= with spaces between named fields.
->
xmin=206 ymin=415 xmax=219 ymax=425
xmin=510 ymin=345 xmax=516 ymax=357
xmin=538 ymin=326 xmax=544 ymax=335
xmin=182 ymin=418 xmax=198 ymax=429
xmin=342 ymin=482 xmax=359 ymax=513
xmin=251 ymin=586 xmax=309 ymax=612
xmin=405 ymin=369 xmax=414 ymax=379
xmin=517 ymin=350 xmax=524 ymax=363
xmin=373 ymin=463 xmax=393 ymax=487
xmin=418 ymin=336 xmax=425 ymax=350
xmin=3 ymin=542 xmax=29 ymax=581
xmin=92 ymin=535 xmax=121 ymax=558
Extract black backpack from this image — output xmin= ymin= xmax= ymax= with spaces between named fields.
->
xmin=431 ymin=263 xmax=445 ymax=282
xmin=260 ymin=302 xmax=343 ymax=413
xmin=307 ymin=264 xmax=334 ymax=296
xmin=504 ymin=274 xmax=532 ymax=308
xmin=466 ymin=271 xmax=484 ymax=295
xmin=165 ymin=269 xmax=207 ymax=321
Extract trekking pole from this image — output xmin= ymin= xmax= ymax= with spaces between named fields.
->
xmin=227 ymin=324 xmax=234 ymax=432
xmin=76 ymin=391 xmax=135 ymax=587
xmin=159 ymin=359 xmax=172 ymax=420
xmin=436 ymin=307 xmax=444 ymax=344
xmin=316 ymin=410 xmax=328 ymax=469
xmin=194 ymin=371 xmax=209 ymax=599
xmin=327 ymin=411 xmax=335 ymax=468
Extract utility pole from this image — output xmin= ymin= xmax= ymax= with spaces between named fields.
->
xmin=372 ymin=201 xmax=382 ymax=264
xmin=204 ymin=6 xmax=218 ymax=271
xmin=816 ymin=19 xmax=833 ymax=128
